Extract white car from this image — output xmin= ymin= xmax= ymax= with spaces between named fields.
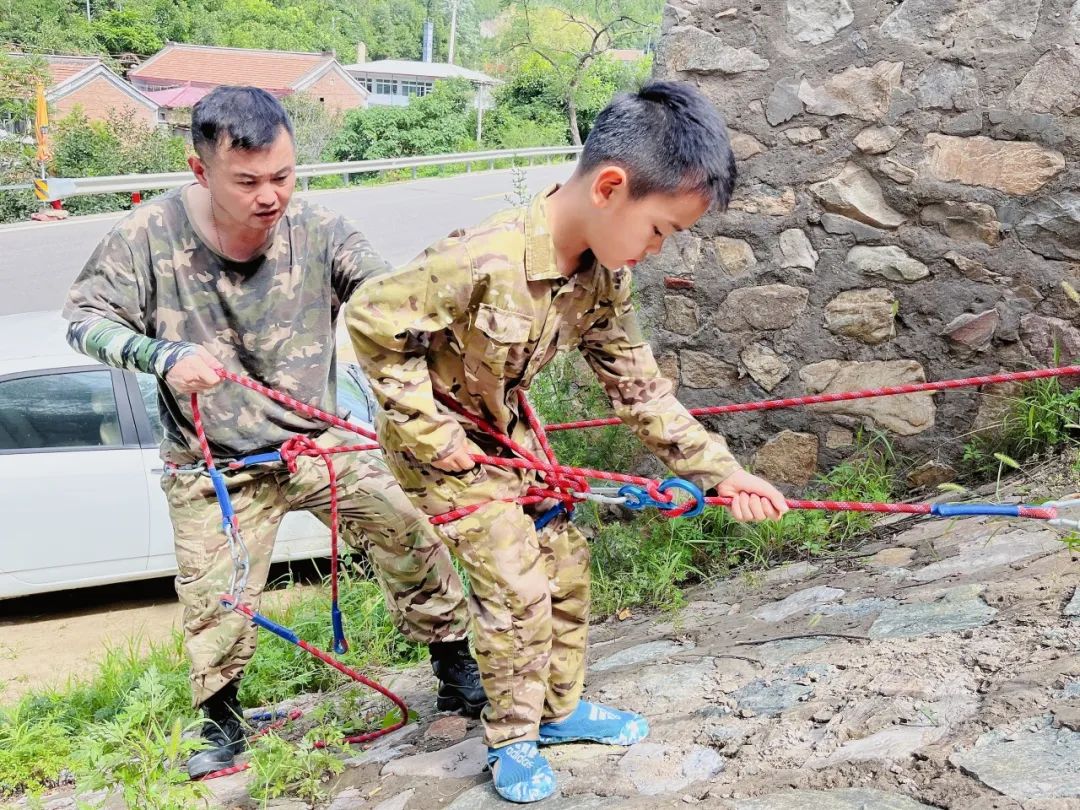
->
xmin=0 ymin=311 xmax=379 ymax=600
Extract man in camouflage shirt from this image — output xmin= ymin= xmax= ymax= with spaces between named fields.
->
xmin=347 ymin=82 xmax=788 ymax=803
xmin=64 ymin=87 xmax=483 ymax=779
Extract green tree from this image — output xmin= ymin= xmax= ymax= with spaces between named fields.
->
xmin=484 ymin=45 xmax=650 ymax=148
xmin=49 ymin=108 xmax=188 ymax=214
xmin=91 ymin=9 xmax=166 ymax=56
xmin=0 ymin=0 xmax=100 ymax=53
xmin=281 ymin=92 xmax=343 ymax=164
xmin=0 ymin=0 xmax=497 ymax=68
xmin=0 ymin=52 xmax=48 ymax=122
xmin=331 ymin=78 xmax=475 ymax=161
xmin=498 ymin=0 xmax=659 ymax=144
xmin=0 ymin=140 xmax=38 ymax=224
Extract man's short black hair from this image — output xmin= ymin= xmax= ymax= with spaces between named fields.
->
xmin=191 ymin=86 xmax=294 ymax=159
xmin=578 ymin=80 xmax=737 ymax=209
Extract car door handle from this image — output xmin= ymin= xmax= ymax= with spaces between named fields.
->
xmin=151 ymin=466 xmax=164 ymax=474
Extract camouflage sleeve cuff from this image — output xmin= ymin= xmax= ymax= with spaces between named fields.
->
xmin=66 ymin=315 xmax=198 ymax=377
xmin=696 ymin=458 xmax=746 ymax=494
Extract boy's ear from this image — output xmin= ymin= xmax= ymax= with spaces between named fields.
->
xmin=590 ymin=166 xmax=629 ymax=208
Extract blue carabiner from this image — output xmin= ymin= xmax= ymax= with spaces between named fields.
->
xmin=656 ymin=478 xmax=705 ymax=518
xmin=618 ymin=484 xmax=651 ymax=510
xmin=617 ymin=480 xmax=705 ymax=518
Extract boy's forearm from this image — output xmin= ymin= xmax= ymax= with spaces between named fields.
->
xmin=608 ymin=383 xmax=743 ymax=490
xmin=582 ymin=311 xmax=742 ymax=488
xmin=66 ymin=315 xmax=196 ymax=377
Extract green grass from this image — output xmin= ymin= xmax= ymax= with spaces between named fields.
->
xmin=0 ymin=568 xmax=419 ymax=800
xmin=962 ymin=376 xmax=1080 ymax=477
xmin=530 ymin=351 xmax=647 ymax=474
xmin=239 ymin=565 xmax=426 ymax=707
xmin=0 ymin=637 xmax=194 ymax=799
xmin=584 ymin=431 xmax=896 ymax=617
xmin=71 ymin=668 xmax=210 ymax=810
xmin=0 ymin=703 xmax=72 ymax=797
xmin=248 ymin=728 xmax=346 ymax=808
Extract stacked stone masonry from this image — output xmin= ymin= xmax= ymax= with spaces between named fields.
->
xmin=646 ymin=0 xmax=1080 ymax=485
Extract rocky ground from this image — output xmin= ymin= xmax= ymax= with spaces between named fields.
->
xmin=12 ymin=476 xmax=1080 ymax=810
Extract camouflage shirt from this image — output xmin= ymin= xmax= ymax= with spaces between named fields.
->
xmin=346 ymin=185 xmax=742 ymax=491
xmin=64 ymin=185 xmax=392 ymax=464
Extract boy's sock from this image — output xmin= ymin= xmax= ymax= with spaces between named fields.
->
xmin=538 ymin=700 xmax=649 ymax=746
xmin=487 ymin=741 xmax=557 ymax=803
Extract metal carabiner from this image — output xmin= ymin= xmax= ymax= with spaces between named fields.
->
xmin=617 ymin=478 xmax=705 ymax=518
xmin=655 ymin=478 xmax=705 ymax=518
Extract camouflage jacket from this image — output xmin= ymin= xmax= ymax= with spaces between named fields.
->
xmin=346 ymin=185 xmax=742 ymax=491
xmin=64 ymin=185 xmax=392 ymax=463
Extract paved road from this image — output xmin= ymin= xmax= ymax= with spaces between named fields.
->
xmin=0 ymin=163 xmax=573 ymax=316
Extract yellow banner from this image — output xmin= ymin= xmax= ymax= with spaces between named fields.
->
xmin=34 ymin=83 xmax=50 ymax=163
xmin=33 ymin=178 xmax=48 ymax=201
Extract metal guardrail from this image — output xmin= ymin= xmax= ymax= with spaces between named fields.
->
xmin=1 ymin=145 xmax=582 ymax=197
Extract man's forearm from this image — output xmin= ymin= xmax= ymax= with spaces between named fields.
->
xmin=66 ymin=315 xmax=197 ymax=377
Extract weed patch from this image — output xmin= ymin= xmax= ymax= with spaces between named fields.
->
xmin=584 ymin=432 xmax=897 ymax=617
xmin=963 ymin=377 xmax=1080 ymax=477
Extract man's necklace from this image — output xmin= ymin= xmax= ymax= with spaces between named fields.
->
xmin=209 ymin=195 xmax=227 ymax=258
xmin=210 ymin=196 xmax=272 ymax=262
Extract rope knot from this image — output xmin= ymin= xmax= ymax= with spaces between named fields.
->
xmin=279 ymin=435 xmax=320 ymax=474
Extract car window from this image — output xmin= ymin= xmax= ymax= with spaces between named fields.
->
xmin=0 ymin=370 xmax=123 ymax=451
xmin=136 ymin=372 xmax=165 ymax=443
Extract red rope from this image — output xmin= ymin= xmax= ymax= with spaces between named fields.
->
xmin=517 ymin=390 xmax=587 ymax=499
xmin=216 ymin=368 xmax=379 ymax=442
xmin=279 ymin=435 xmax=343 ymax=617
xmin=203 ymin=366 xmax=1072 ymax=526
xmin=434 ymin=391 xmax=552 ymax=471
xmin=188 ymin=385 xmax=407 ymax=781
xmin=543 ymin=365 xmax=1080 ymax=432
xmin=181 ymin=359 xmax=1070 ymax=780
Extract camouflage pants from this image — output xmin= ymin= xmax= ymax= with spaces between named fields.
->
xmin=162 ymin=427 xmax=470 ymax=707
xmin=384 ymin=425 xmax=591 ymax=748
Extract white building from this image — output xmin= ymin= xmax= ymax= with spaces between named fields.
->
xmin=343 ymin=55 xmax=498 ymax=108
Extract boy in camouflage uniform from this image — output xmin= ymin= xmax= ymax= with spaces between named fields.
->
xmin=347 ymin=81 xmax=788 ymax=803
xmin=63 ymin=87 xmax=484 ymax=779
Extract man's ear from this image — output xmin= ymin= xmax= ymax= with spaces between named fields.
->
xmin=189 ymin=153 xmax=210 ymax=189
xmin=590 ymin=165 xmax=629 ymax=208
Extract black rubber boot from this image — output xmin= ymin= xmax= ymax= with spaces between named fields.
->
xmin=430 ymin=639 xmax=488 ymax=718
xmin=187 ymin=681 xmax=247 ymax=779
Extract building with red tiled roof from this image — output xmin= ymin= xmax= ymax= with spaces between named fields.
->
xmin=128 ymin=43 xmax=368 ymax=114
xmin=141 ymin=84 xmax=212 ymax=109
xmin=7 ymin=54 xmax=160 ymax=127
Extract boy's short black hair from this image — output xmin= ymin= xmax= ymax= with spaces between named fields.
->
xmin=191 ymin=86 xmax=294 ymax=159
xmin=578 ymin=80 xmax=737 ymax=209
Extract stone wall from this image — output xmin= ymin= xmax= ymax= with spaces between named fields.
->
xmin=642 ymin=0 xmax=1080 ymax=487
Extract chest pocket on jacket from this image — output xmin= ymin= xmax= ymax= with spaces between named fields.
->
xmin=466 ymin=303 xmax=533 ymax=381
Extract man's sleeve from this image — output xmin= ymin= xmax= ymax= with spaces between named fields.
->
xmin=579 ymin=269 xmax=742 ymax=492
xmin=63 ymin=228 xmax=196 ymax=377
xmin=329 ymin=215 xmax=395 ymax=307
xmin=344 ymin=238 xmax=475 ymax=464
